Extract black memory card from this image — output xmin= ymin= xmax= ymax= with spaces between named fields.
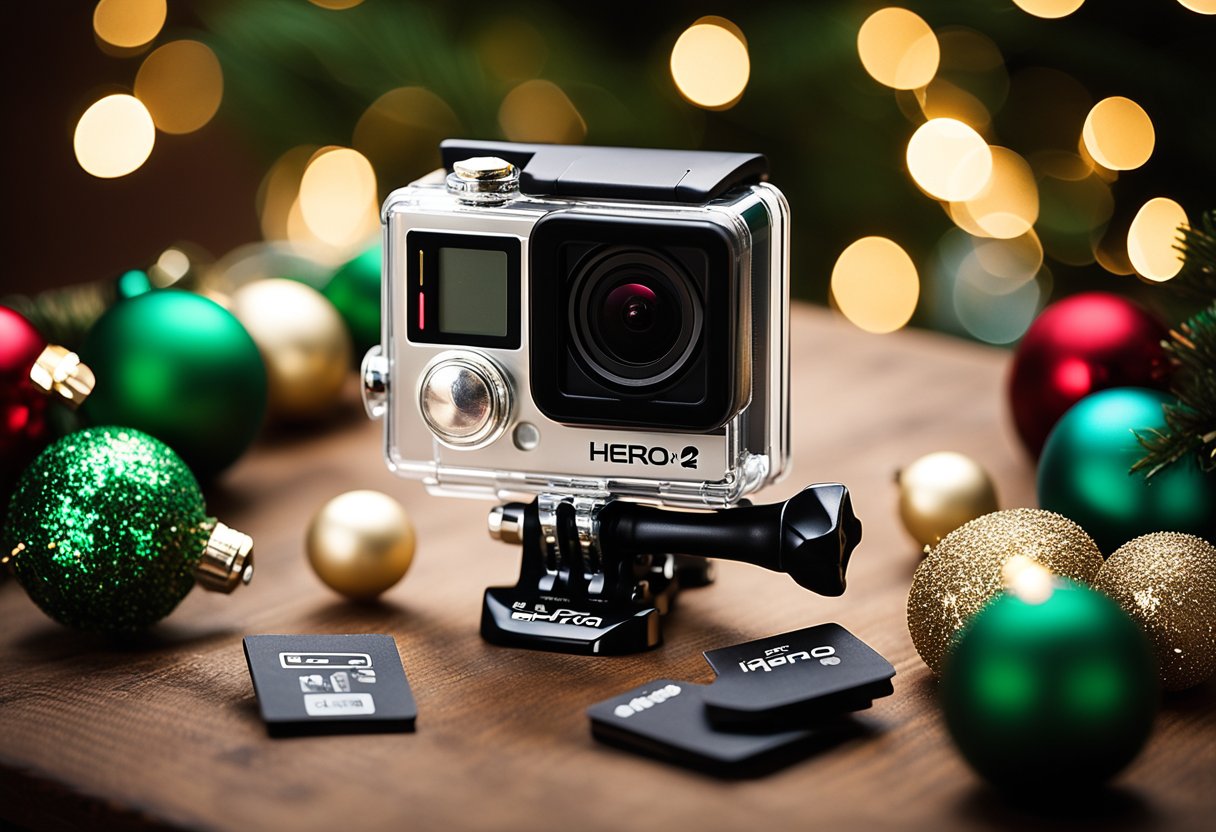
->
xmin=701 ymin=623 xmax=895 ymax=730
xmin=587 ymin=679 xmax=834 ymax=777
xmin=243 ymin=634 xmax=417 ymax=736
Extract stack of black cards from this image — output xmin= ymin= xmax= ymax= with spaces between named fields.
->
xmin=587 ymin=623 xmax=895 ymax=776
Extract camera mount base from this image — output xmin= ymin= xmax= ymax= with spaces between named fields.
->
xmin=481 ymin=554 xmax=714 ymax=655
xmin=480 ymin=494 xmax=713 ymax=655
xmin=480 ymin=484 xmax=860 ymax=656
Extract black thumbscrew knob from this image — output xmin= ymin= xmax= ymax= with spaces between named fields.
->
xmin=774 ymin=483 xmax=860 ymax=596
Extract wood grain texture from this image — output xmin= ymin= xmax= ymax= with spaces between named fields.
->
xmin=1 ymin=304 xmax=1213 ymax=831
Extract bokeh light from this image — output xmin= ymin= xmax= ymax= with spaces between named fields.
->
xmin=972 ymin=230 xmax=1044 ymax=281
xmin=1034 ymin=152 xmax=1113 ymax=265
xmin=954 ymin=254 xmax=1045 ymax=344
xmin=476 ymin=18 xmax=547 ymax=82
xmin=1093 ymin=219 xmax=1136 ymax=276
xmin=258 ymin=146 xmax=315 ymax=242
xmin=831 ymin=237 xmax=920 ymax=334
xmin=1175 ymin=0 xmax=1216 ymax=12
xmin=951 ymin=146 xmax=1038 ymax=239
xmin=906 ymin=118 xmax=993 ymax=201
xmin=308 ymin=0 xmax=365 ymax=9
xmin=912 ymin=80 xmax=992 ymax=131
xmin=353 ymin=87 xmax=461 ymax=189
xmin=1127 ymin=198 xmax=1189 ymax=282
xmin=896 ymin=28 xmax=1007 ymax=132
xmin=1012 ymin=0 xmax=1086 ymax=18
xmin=1081 ymin=96 xmax=1155 ymax=171
xmin=1002 ymin=68 xmax=1092 ymax=155
xmin=134 ymin=40 xmax=224 ymax=135
xmin=298 ymin=147 xmax=379 ymax=249
xmin=499 ymin=79 xmax=587 ymax=143
xmin=857 ymin=8 xmax=939 ymax=91
xmin=928 ymin=230 xmax=1047 ymax=344
xmin=73 ymin=94 xmax=156 ymax=179
xmin=670 ymin=20 xmax=750 ymax=109
xmin=148 ymin=249 xmax=188 ymax=289
xmin=93 ymin=0 xmax=166 ymax=49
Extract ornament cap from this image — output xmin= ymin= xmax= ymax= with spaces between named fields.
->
xmin=29 ymin=345 xmax=95 ymax=409
xmin=196 ymin=522 xmax=255 ymax=593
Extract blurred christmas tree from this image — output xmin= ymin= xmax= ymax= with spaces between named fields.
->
xmin=1135 ymin=210 xmax=1216 ymax=476
xmin=21 ymin=0 xmax=1186 ymax=345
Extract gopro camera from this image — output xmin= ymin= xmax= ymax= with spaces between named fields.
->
xmin=364 ymin=140 xmax=860 ymax=655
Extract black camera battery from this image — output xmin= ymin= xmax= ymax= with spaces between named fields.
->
xmin=702 ymin=623 xmax=895 ymax=730
xmin=587 ymin=625 xmax=893 ymax=775
xmin=243 ymin=634 xmax=417 ymax=736
xmin=587 ymin=680 xmax=829 ymax=777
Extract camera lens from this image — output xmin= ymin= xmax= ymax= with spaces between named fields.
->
xmin=569 ymin=248 xmax=702 ymax=388
xmin=597 ymin=281 xmax=678 ymax=364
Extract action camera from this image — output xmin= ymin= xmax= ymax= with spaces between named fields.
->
xmin=364 ymin=140 xmax=859 ymax=654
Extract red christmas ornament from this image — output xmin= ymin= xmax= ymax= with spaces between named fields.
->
xmin=1008 ymin=292 xmax=1168 ymax=457
xmin=1 ymin=306 xmax=94 ymax=505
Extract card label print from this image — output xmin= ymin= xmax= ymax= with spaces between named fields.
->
xmin=304 ymin=693 xmax=375 ymax=716
xmin=612 ymin=684 xmax=682 ymax=719
xmin=283 ymin=652 xmax=379 ymax=716
xmin=738 ymin=643 xmax=840 ymax=673
xmin=588 ymin=442 xmax=699 ymax=469
xmin=279 ymin=652 xmax=372 ymax=669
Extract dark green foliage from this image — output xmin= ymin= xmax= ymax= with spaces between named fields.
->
xmin=1135 ymin=211 xmax=1216 ymax=477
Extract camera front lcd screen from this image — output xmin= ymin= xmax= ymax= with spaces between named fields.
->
xmin=438 ymin=248 xmax=509 ymax=337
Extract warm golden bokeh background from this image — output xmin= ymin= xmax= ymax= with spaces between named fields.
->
xmin=4 ymin=0 xmax=1214 ymax=343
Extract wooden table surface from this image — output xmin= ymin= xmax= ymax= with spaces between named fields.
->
xmin=1 ymin=303 xmax=1213 ymax=832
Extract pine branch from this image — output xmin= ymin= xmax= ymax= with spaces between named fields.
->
xmin=1172 ymin=209 xmax=1216 ymax=300
xmin=1134 ymin=302 xmax=1216 ymax=476
xmin=1 ymin=283 xmax=112 ymax=351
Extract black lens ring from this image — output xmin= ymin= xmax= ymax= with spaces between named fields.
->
xmin=567 ymin=247 xmax=703 ymax=388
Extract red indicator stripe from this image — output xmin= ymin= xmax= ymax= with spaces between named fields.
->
xmin=418 ymin=292 xmax=425 ymax=329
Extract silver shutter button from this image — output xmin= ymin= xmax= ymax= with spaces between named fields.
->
xmin=419 ymin=352 xmax=510 ymax=448
xmin=446 ymin=156 xmax=520 ymax=204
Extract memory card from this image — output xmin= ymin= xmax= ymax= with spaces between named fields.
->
xmin=587 ymin=679 xmax=854 ymax=777
xmin=243 ymin=634 xmax=416 ymax=736
xmin=702 ymin=623 xmax=895 ymax=730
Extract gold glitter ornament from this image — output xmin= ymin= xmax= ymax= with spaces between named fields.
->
xmin=1095 ymin=532 xmax=1216 ymax=691
xmin=907 ymin=508 xmax=1104 ymax=673
xmin=896 ymin=451 xmax=999 ymax=549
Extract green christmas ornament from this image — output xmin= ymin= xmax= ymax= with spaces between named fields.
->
xmin=1038 ymin=388 xmax=1216 ymax=554
xmin=323 ymin=245 xmax=381 ymax=359
xmin=81 ymin=290 xmax=267 ymax=478
xmin=1 ymin=427 xmax=253 ymax=632
xmin=942 ymin=572 xmax=1158 ymax=793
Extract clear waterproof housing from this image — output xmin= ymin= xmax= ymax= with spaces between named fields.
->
xmin=364 ymin=141 xmax=790 ymax=510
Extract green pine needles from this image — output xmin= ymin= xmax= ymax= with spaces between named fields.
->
xmin=1134 ymin=210 xmax=1216 ymax=477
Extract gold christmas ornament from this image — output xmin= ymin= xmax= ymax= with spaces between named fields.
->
xmin=896 ymin=451 xmax=999 ymax=549
xmin=306 ymin=490 xmax=416 ymax=600
xmin=907 ymin=508 xmax=1104 ymax=673
xmin=1095 ymin=532 xmax=1216 ymax=691
xmin=230 ymin=278 xmax=351 ymax=420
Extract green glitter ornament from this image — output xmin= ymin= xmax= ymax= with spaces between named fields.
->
xmin=1 ymin=427 xmax=253 ymax=632
xmin=942 ymin=568 xmax=1158 ymax=793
